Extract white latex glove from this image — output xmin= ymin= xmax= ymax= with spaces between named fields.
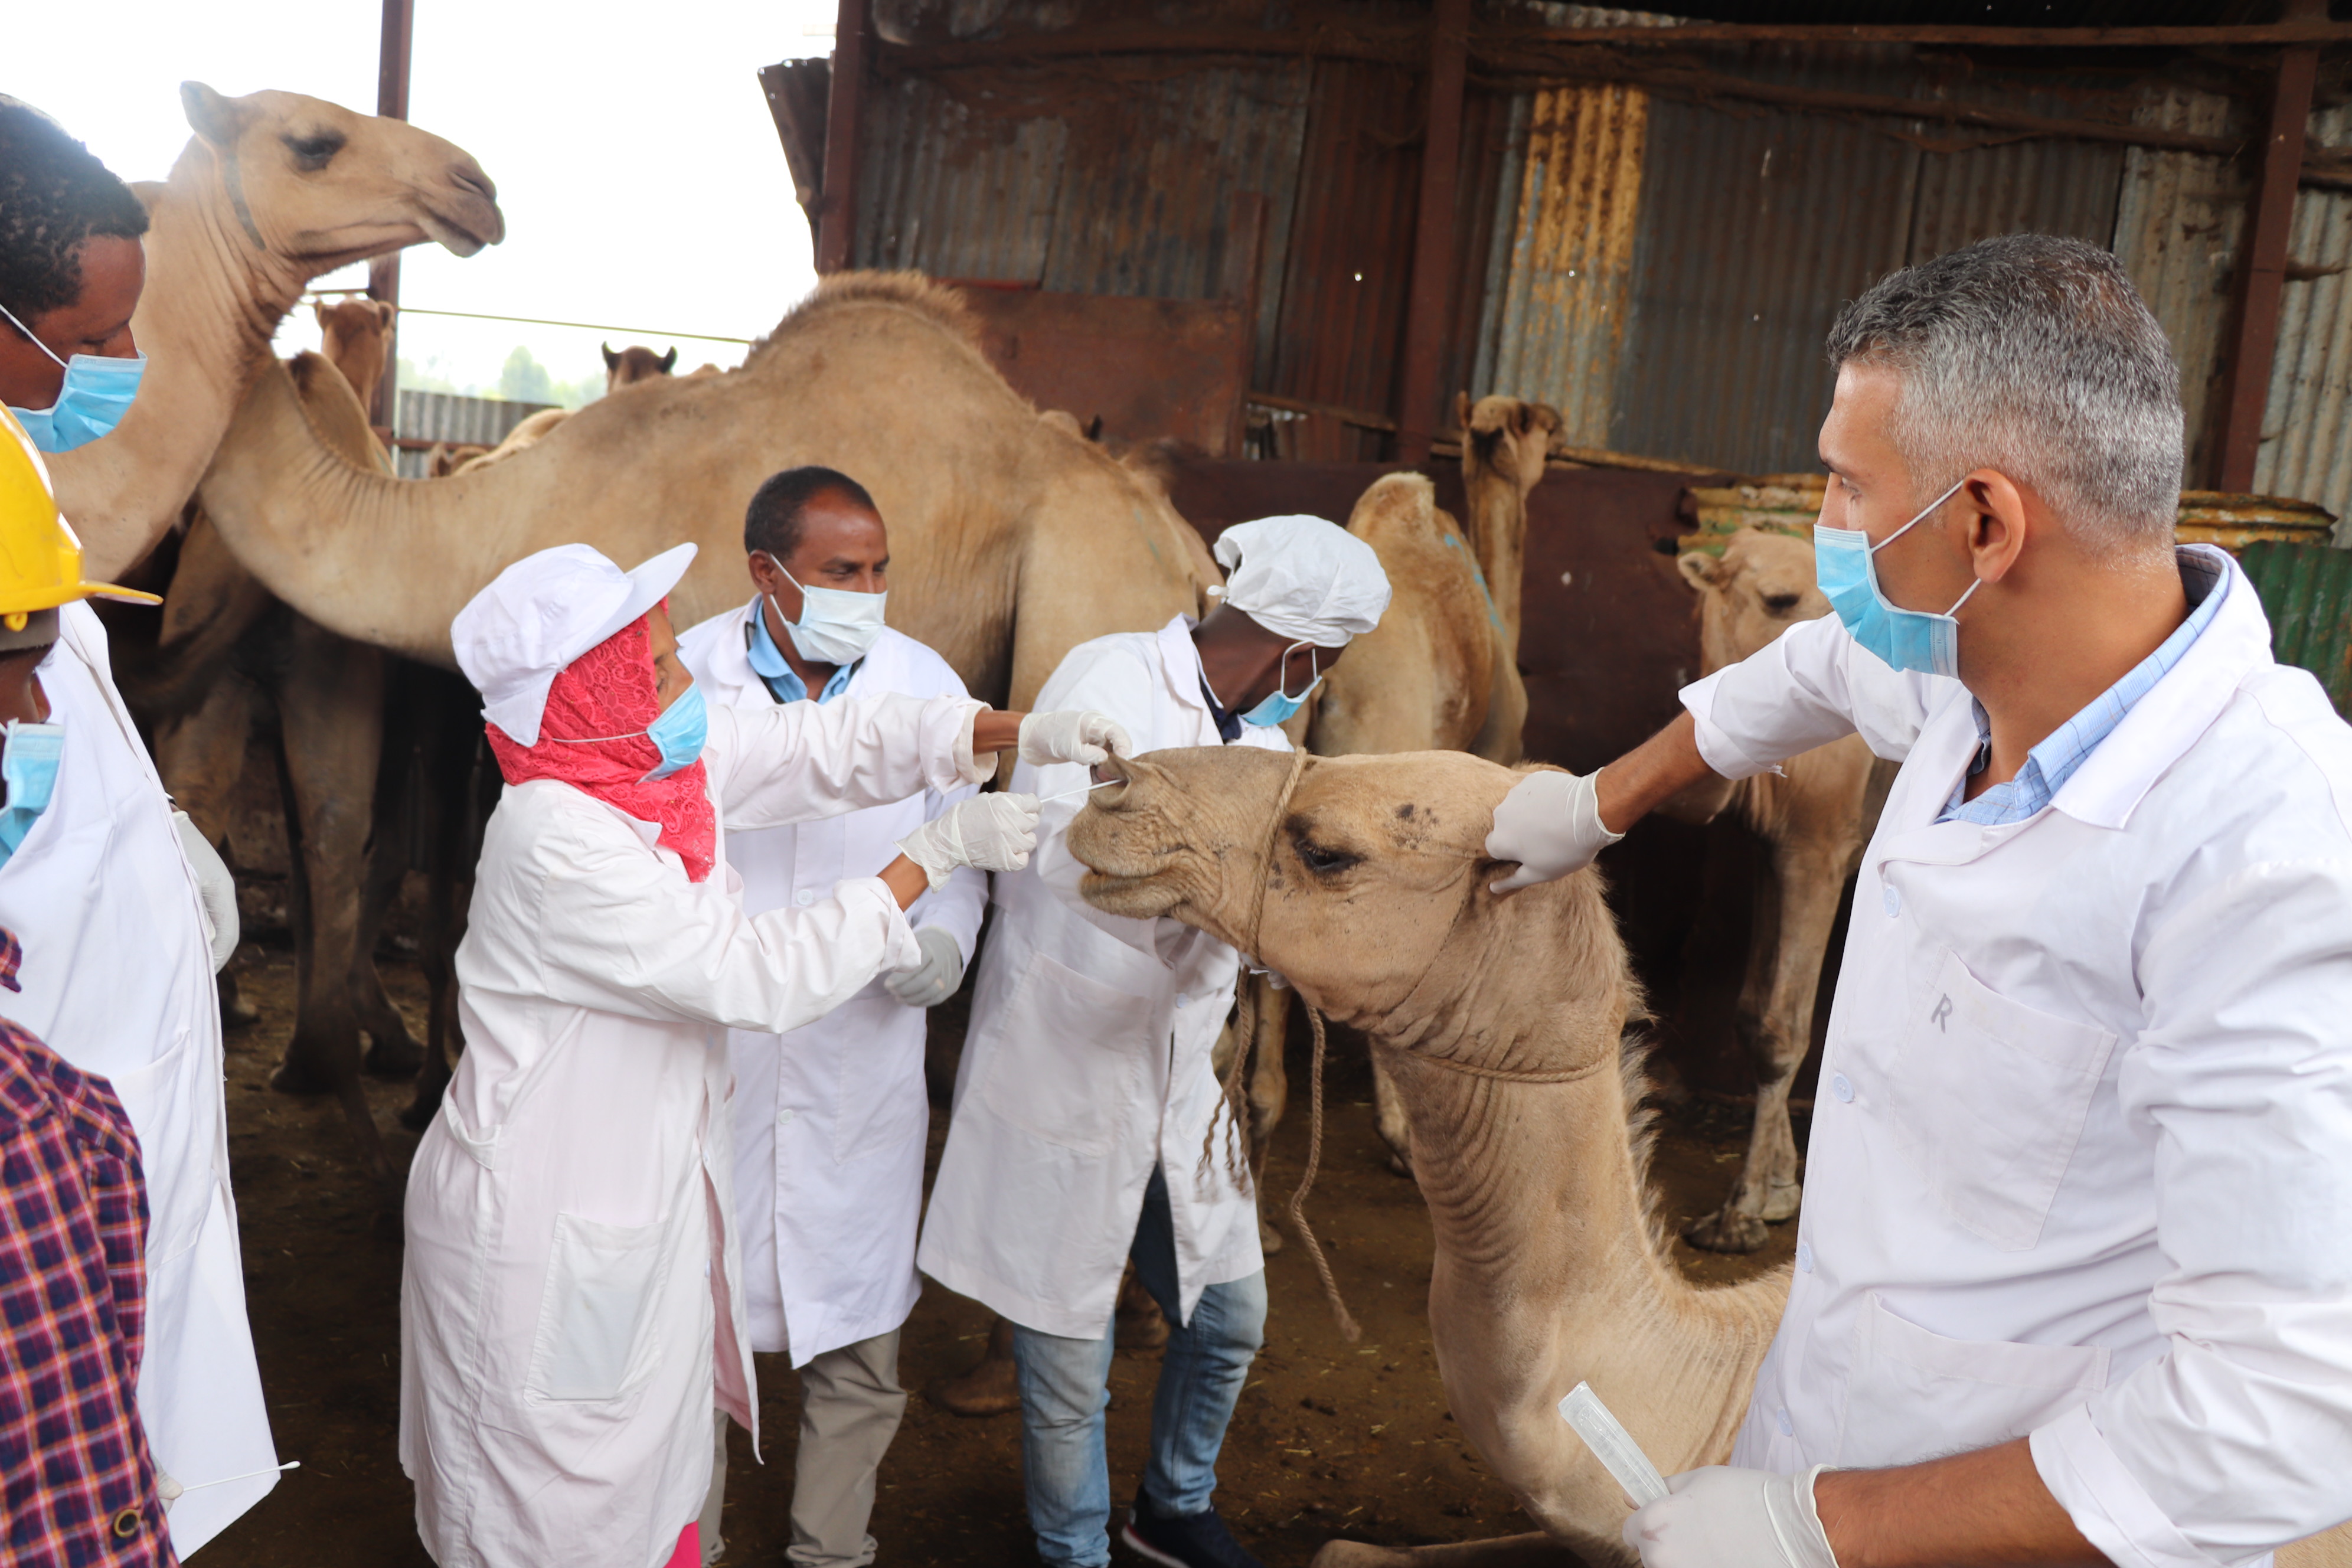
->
xmin=885 ymin=925 xmax=966 ymax=1008
xmin=173 ymin=811 xmax=240 ymax=973
xmin=1622 ymin=1465 xmax=1838 ymax=1568
xmin=897 ymin=792 xmax=1040 ymax=890
xmin=1484 ymin=769 xmax=1623 ymax=893
xmin=1018 ymin=709 xmax=1133 ymax=767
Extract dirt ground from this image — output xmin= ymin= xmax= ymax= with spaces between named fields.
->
xmin=198 ymin=935 xmax=1792 ymax=1568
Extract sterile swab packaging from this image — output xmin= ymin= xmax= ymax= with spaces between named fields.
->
xmin=1558 ymin=1381 xmax=1670 ymax=1507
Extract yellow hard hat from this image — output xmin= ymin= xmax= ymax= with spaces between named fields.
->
xmin=0 ymin=404 xmax=160 ymax=630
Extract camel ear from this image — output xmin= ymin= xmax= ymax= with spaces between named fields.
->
xmin=1528 ymin=401 xmax=1563 ymax=437
xmin=601 ymin=342 xmax=619 ymax=371
xmin=374 ymin=299 xmax=397 ymax=328
xmin=312 ymin=301 xmax=331 ymax=329
xmin=1676 ymin=547 xmax=1723 ymax=590
xmin=180 ymin=82 xmax=250 ymax=149
xmin=659 ymin=347 xmax=678 ymax=373
xmin=1452 ymin=390 xmax=1471 ymax=432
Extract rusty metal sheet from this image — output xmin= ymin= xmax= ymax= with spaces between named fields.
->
xmin=2253 ymin=103 xmax=2352 ymax=527
xmin=1677 ymin=477 xmax=2336 ymax=554
xmin=391 ymin=390 xmax=555 ymax=479
xmin=2112 ymin=81 xmax=2252 ymax=488
xmin=953 ymin=285 xmax=1253 ymax=455
xmin=2242 ymin=540 xmax=2352 ymax=717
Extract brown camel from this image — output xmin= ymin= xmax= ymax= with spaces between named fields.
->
xmin=47 ymin=83 xmax=501 ymax=584
xmin=1070 ymin=744 xmax=1782 ymax=1566
xmin=602 ymin=341 xmax=676 ymax=382
xmin=438 ymin=341 xmax=682 ymax=478
xmin=1064 ymin=743 xmax=2352 ymax=1568
xmin=1669 ymin=529 xmax=1886 ymax=1254
xmin=1259 ymin=400 xmax=1556 ymax=1182
xmin=315 ymin=298 xmax=396 ymax=404
xmin=195 ymin=272 xmax=1216 ymax=712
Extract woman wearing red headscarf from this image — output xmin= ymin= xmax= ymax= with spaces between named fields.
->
xmin=403 ymin=544 xmax=1127 ymax=1568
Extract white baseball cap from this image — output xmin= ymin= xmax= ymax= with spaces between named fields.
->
xmin=451 ymin=541 xmax=697 ymax=745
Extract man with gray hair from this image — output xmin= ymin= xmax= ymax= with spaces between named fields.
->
xmin=1491 ymin=234 xmax=2352 ymax=1568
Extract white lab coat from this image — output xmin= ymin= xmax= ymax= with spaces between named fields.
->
xmin=919 ymin=614 xmax=1285 ymax=1340
xmin=0 ymin=601 xmax=276 ymax=1556
xmin=1687 ymin=548 xmax=2352 ymax=1568
xmin=398 ymin=692 xmax=982 ymax=1568
xmin=678 ymin=604 xmax=985 ymax=1364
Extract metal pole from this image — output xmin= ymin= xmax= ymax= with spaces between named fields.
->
xmin=1396 ymin=0 xmax=1471 ymax=464
xmin=2216 ymin=43 xmax=2317 ymax=492
xmin=368 ymin=0 xmax=416 ymax=430
xmin=816 ymin=0 xmax=869 ymax=274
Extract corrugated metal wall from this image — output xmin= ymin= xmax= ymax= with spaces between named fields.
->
xmin=391 ymin=391 xmax=555 ymax=479
xmin=2255 ymin=104 xmax=2352 ymax=530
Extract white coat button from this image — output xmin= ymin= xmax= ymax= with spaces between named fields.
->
xmin=1882 ymin=884 xmax=1900 ymax=917
xmin=777 ymin=1108 xmax=795 ymax=1127
xmin=1776 ymin=1406 xmax=1794 ymax=1436
xmin=795 ymin=889 xmax=815 ymax=907
xmin=1831 ymin=1073 xmax=1854 ymax=1103
xmin=1796 ymin=1241 xmax=1814 ymax=1273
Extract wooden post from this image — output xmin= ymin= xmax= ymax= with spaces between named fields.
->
xmin=2216 ymin=43 xmax=2318 ymax=492
xmin=1395 ymin=0 xmax=1472 ymax=464
xmin=368 ymin=0 xmax=414 ymax=431
xmin=816 ymin=0 xmax=870 ymax=275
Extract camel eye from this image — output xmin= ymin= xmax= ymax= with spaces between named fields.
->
xmin=284 ymin=132 xmax=345 ymax=171
xmin=1295 ymin=839 xmax=1359 ymax=877
xmin=1762 ymin=592 xmax=1801 ymax=615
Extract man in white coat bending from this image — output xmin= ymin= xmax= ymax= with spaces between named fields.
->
xmin=679 ymin=467 xmax=985 ymax=1566
xmin=922 ymin=515 xmax=1389 ymax=1568
xmin=1493 ymin=234 xmax=2352 ymax=1568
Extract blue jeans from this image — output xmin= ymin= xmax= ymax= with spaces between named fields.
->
xmin=1010 ymin=1167 xmax=1267 ymax=1568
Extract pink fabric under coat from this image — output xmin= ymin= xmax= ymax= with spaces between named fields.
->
xmin=662 ymin=1523 xmax=700 ymax=1568
xmin=484 ymin=611 xmax=718 ymax=882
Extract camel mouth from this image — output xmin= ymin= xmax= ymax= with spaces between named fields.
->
xmin=421 ymin=201 xmax=503 ymax=256
xmin=1077 ymin=868 xmax=1178 ymax=919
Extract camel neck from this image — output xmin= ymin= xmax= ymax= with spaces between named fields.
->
xmin=1461 ymin=463 xmax=1525 ymax=661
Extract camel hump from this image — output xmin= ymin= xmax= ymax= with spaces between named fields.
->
xmin=761 ymin=269 xmax=980 ymax=354
xmin=1347 ymin=471 xmax=1474 ymax=563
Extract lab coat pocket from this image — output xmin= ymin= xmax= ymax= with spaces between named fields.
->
xmin=525 ymin=1212 xmax=667 ymax=1402
xmin=1898 ymin=951 xmax=2116 ymax=1250
xmin=1838 ymin=1292 xmax=2106 ymax=1468
xmin=976 ymin=952 xmax=1154 ymax=1158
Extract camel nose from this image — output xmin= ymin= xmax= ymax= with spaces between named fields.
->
xmin=1086 ymin=751 xmax=1149 ymax=809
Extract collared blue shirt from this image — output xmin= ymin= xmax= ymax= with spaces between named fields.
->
xmin=746 ymin=597 xmax=860 ymax=706
xmin=1939 ymin=548 xmax=2227 ymax=826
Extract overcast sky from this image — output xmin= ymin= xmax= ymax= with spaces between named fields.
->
xmin=15 ymin=0 xmax=837 ymax=393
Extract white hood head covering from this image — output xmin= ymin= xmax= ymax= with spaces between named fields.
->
xmin=1211 ymin=514 xmax=1391 ymax=648
xmin=452 ymin=541 xmax=698 ymax=745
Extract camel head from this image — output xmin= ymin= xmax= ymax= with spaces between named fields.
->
xmin=1677 ymin=526 xmax=1828 ymax=677
xmin=313 ymin=298 xmax=395 ymax=401
xmin=176 ymin=83 xmax=504 ymax=272
xmin=601 ymin=342 xmax=678 ymax=390
xmin=1457 ymin=391 xmax=1562 ymax=500
xmin=1070 ymin=746 xmax=1627 ymax=1073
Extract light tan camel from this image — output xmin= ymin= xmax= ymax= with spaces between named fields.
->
xmin=1669 ymin=530 xmax=1887 ymax=1254
xmin=1260 ymin=401 xmax=1554 ymax=1181
xmin=602 ymin=341 xmax=676 ymax=382
xmin=1071 ymin=744 xmax=1783 ymax=1566
xmin=1067 ymin=743 xmax=2352 ymax=1568
xmin=195 ymin=272 xmax=1216 ymax=711
xmin=48 ymin=83 xmax=501 ymax=584
xmin=315 ymin=298 xmax=396 ymax=410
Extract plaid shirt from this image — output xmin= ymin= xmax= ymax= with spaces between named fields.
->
xmin=0 ymin=935 xmax=174 ymax=1568
xmin=1941 ymin=548 xmax=2227 ymax=826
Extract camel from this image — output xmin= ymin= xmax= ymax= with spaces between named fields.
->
xmin=1668 ymin=529 xmax=1887 ymax=1254
xmin=194 ymin=272 xmax=1217 ymax=714
xmin=1065 ymin=743 xmax=2352 ymax=1568
xmin=602 ymin=341 xmax=676 ymax=382
xmin=1252 ymin=399 xmax=1557 ymax=1183
xmin=47 ymin=82 xmax=501 ymax=584
xmin=1070 ymin=743 xmax=1782 ymax=1566
xmin=316 ymin=298 xmax=396 ymax=409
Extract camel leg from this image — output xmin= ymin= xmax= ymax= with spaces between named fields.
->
xmin=926 ymin=1314 xmax=1020 ymax=1417
xmin=155 ymin=672 xmax=261 ymax=1027
xmin=351 ymin=670 xmax=423 ymax=1077
xmin=1685 ymin=845 xmax=1845 ymax=1254
xmin=263 ymin=619 xmax=392 ymax=1184
xmin=1114 ymin=1262 xmax=1168 ymax=1351
xmin=1247 ymin=975 xmax=1289 ymax=1253
xmin=402 ymin=672 xmax=493 ymax=1131
xmin=1369 ymin=1053 xmax=1415 ymax=1178
xmin=1309 ymin=1532 xmax=1578 ymax=1567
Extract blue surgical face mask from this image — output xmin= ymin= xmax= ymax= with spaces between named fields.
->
xmin=1240 ymin=640 xmax=1322 ymax=728
xmin=1812 ymin=476 xmax=1980 ymax=678
xmin=0 ymin=300 xmax=145 ymax=453
xmin=766 ymin=554 xmax=886 ymax=667
xmin=0 ymin=720 xmax=65 ymax=869
xmin=642 ymin=684 xmax=707 ymax=780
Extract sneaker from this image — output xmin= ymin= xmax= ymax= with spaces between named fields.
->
xmin=1119 ymin=1490 xmax=1265 ymax=1568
